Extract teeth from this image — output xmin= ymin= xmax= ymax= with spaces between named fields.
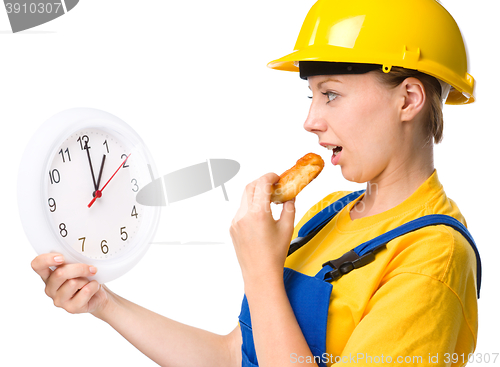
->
xmin=325 ymin=145 xmax=337 ymax=150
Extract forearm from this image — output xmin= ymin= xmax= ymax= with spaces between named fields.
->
xmin=93 ymin=286 xmax=236 ymax=367
xmin=245 ymin=276 xmax=317 ymax=366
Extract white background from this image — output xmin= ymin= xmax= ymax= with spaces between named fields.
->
xmin=1 ymin=0 xmax=498 ymax=366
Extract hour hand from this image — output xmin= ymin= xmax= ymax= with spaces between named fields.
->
xmin=95 ymin=154 xmax=107 ymax=196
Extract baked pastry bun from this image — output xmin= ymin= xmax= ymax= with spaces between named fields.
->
xmin=270 ymin=153 xmax=324 ymax=204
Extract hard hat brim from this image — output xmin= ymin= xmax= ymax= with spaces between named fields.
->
xmin=267 ymin=46 xmax=475 ymax=105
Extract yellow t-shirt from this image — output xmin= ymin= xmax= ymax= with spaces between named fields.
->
xmin=286 ymin=170 xmax=478 ymax=366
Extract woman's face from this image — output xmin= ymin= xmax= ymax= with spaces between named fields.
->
xmin=304 ymin=72 xmax=409 ymax=184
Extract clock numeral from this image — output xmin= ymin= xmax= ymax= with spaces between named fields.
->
xmin=131 ymin=205 xmax=138 ymax=218
xmin=103 ymin=140 xmax=109 ymax=153
xmin=48 ymin=198 xmax=56 ymax=212
xmin=77 ymin=135 xmax=90 ymax=150
xmin=58 ymin=147 xmax=71 ymax=163
xmin=121 ymin=154 xmax=130 ymax=168
xmin=120 ymin=227 xmax=128 ymax=241
xmin=131 ymin=179 xmax=139 ymax=192
xmin=49 ymin=169 xmax=60 ymax=184
xmin=79 ymin=237 xmax=86 ymax=252
xmin=59 ymin=223 xmax=67 ymax=237
xmin=101 ymin=240 xmax=109 ymax=254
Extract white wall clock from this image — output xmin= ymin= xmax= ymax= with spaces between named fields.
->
xmin=18 ymin=108 xmax=161 ymax=283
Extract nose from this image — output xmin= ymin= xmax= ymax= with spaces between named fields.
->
xmin=303 ymin=100 xmax=327 ymax=134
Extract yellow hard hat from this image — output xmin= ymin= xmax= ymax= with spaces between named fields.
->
xmin=268 ymin=0 xmax=475 ymax=105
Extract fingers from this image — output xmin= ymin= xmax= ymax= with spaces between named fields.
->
xmin=55 ymin=280 xmax=101 ymax=314
xmin=31 ymin=253 xmax=102 ymax=315
xmin=232 ymin=181 xmax=256 ymax=224
xmin=279 ymin=199 xmax=296 ymax=232
xmin=71 ymin=280 xmax=101 ymax=313
xmin=45 ymin=263 xmax=98 ymax=299
xmin=242 ymin=179 xmax=257 ymax=208
xmin=253 ymin=172 xmax=280 ymax=208
xmin=53 ymin=277 xmax=91 ymax=308
xmin=31 ymin=253 xmax=65 ymax=283
xmin=232 ymin=173 xmax=280 ymax=226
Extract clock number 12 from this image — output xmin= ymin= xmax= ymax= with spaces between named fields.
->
xmin=77 ymin=135 xmax=90 ymax=150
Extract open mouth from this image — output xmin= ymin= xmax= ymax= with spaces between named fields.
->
xmin=325 ymin=145 xmax=343 ymax=156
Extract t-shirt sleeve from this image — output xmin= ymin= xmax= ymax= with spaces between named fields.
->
xmin=335 ymin=272 xmax=476 ymax=366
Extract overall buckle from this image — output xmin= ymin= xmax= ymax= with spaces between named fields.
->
xmin=322 ymin=246 xmax=386 ymax=282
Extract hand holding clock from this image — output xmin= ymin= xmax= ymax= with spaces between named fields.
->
xmin=31 ymin=253 xmax=110 ymax=315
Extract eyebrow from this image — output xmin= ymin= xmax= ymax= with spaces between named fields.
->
xmin=308 ymin=78 xmax=342 ymax=90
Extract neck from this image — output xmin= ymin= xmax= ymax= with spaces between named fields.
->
xmin=350 ymin=141 xmax=435 ymax=220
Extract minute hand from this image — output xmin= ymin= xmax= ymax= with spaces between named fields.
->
xmin=88 ymin=153 xmax=131 ymax=208
xmin=84 ymin=141 xmax=98 ymax=191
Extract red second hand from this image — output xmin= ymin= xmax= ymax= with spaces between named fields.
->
xmin=88 ymin=153 xmax=131 ymax=208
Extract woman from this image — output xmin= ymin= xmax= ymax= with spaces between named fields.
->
xmin=31 ymin=0 xmax=480 ymax=366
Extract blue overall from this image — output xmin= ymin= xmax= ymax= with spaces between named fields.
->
xmin=238 ymin=190 xmax=482 ymax=367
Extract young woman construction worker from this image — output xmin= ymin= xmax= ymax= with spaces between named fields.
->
xmin=31 ymin=0 xmax=481 ymax=366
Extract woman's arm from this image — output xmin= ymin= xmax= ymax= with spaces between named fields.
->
xmin=230 ymin=173 xmax=318 ymax=366
xmin=31 ymin=253 xmax=242 ymax=367
xmin=93 ymin=286 xmax=242 ymax=367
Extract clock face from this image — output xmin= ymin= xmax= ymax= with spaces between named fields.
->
xmin=45 ymin=127 xmax=146 ymax=260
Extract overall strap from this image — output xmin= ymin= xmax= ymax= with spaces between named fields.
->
xmin=321 ymin=214 xmax=482 ymax=298
xmin=287 ymin=190 xmax=365 ymax=256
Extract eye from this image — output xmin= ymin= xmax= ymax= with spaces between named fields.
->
xmin=321 ymin=91 xmax=338 ymax=103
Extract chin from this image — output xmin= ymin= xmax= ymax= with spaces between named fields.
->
xmin=340 ymin=165 xmax=376 ymax=185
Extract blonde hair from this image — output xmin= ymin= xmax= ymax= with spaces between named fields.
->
xmin=372 ymin=67 xmax=444 ymax=144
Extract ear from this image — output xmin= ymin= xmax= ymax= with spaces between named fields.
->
xmin=399 ymin=77 xmax=426 ymax=121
